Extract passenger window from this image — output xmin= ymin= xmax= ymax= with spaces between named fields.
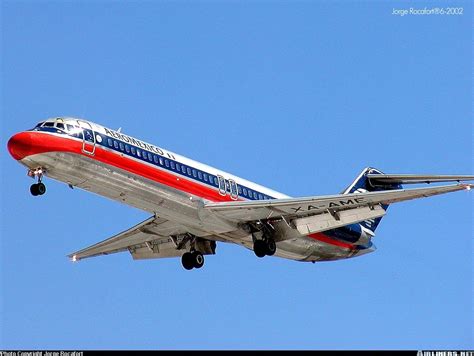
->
xmin=203 ymin=173 xmax=208 ymax=182
xmin=214 ymin=177 xmax=218 ymax=186
xmin=137 ymin=149 xmax=141 ymax=157
xmin=198 ymin=171 xmax=202 ymax=180
xmin=170 ymin=161 xmax=175 ymax=170
xmin=192 ymin=169 xmax=197 ymax=178
xmin=238 ymin=186 xmax=242 ymax=194
xmin=125 ymin=145 xmax=130 ymax=153
xmin=159 ymin=157 xmax=164 ymax=166
xmin=187 ymin=167 xmax=192 ymax=176
xmin=153 ymin=155 xmax=159 ymax=164
xmin=243 ymin=188 xmax=248 ymax=196
xmin=176 ymin=163 xmax=181 ymax=172
xmin=119 ymin=142 xmax=125 ymax=151
xmin=113 ymin=141 xmax=119 ymax=149
xmin=148 ymin=152 xmax=153 ymax=161
xmin=107 ymin=138 xmax=113 ymax=147
xmin=131 ymin=146 xmax=136 ymax=155
xmin=258 ymin=193 xmax=263 ymax=200
xmin=165 ymin=159 xmax=170 ymax=167
xmin=254 ymin=191 xmax=258 ymax=199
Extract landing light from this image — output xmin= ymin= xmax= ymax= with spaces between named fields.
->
xmin=72 ymin=255 xmax=77 ymax=262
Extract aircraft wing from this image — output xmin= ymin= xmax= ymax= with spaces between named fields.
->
xmin=204 ymin=183 xmax=473 ymax=222
xmin=69 ymin=216 xmax=192 ymax=261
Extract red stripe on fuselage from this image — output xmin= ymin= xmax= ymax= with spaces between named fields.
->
xmin=17 ymin=131 xmax=235 ymax=203
xmin=307 ymin=233 xmax=355 ymax=250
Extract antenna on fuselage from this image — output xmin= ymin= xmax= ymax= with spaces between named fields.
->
xmin=117 ymin=127 xmax=122 ymax=133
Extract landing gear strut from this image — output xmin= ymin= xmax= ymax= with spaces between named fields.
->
xmin=181 ymin=251 xmax=205 ymax=270
xmin=28 ymin=168 xmax=46 ymax=196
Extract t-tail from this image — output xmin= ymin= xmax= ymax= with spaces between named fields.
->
xmin=342 ymin=167 xmax=474 ymax=234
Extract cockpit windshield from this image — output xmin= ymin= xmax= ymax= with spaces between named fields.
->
xmin=32 ymin=118 xmax=84 ymax=136
xmin=34 ymin=122 xmax=45 ymax=128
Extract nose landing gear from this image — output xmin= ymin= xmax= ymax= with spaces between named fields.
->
xmin=28 ymin=168 xmax=47 ymax=196
xmin=30 ymin=182 xmax=46 ymax=196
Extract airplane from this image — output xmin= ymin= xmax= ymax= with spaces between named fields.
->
xmin=7 ymin=117 xmax=474 ymax=270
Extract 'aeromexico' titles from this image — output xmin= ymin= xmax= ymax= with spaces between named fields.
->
xmin=104 ymin=127 xmax=175 ymax=160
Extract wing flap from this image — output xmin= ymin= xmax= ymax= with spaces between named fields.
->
xmin=294 ymin=205 xmax=386 ymax=235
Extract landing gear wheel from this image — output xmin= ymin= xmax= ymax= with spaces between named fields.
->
xmin=253 ymin=240 xmax=267 ymax=258
xmin=192 ymin=251 xmax=204 ymax=269
xmin=181 ymin=252 xmax=194 ymax=270
xmin=30 ymin=184 xmax=39 ymax=196
xmin=37 ymin=182 xmax=46 ymax=195
xmin=265 ymin=239 xmax=276 ymax=256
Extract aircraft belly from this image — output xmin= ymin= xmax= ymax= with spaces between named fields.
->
xmin=21 ymin=152 xmax=227 ymax=236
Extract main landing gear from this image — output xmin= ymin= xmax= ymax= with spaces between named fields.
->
xmin=181 ymin=251 xmax=205 ymax=270
xmin=28 ymin=168 xmax=46 ymax=196
xmin=250 ymin=221 xmax=277 ymax=258
xmin=253 ymin=238 xmax=276 ymax=258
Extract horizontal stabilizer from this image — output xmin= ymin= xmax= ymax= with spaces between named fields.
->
xmin=367 ymin=174 xmax=474 ymax=185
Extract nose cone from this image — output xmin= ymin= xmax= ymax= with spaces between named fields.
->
xmin=7 ymin=132 xmax=33 ymax=160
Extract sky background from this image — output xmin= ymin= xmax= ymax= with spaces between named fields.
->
xmin=1 ymin=0 xmax=472 ymax=350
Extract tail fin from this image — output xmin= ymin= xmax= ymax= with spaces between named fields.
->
xmin=342 ymin=167 xmax=402 ymax=233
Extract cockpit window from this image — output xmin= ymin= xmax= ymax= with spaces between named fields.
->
xmin=35 ymin=122 xmax=45 ymax=128
xmin=56 ymin=123 xmax=65 ymax=130
xmin=43 ymin=122 xmax=54 ymax=127
xmin=66 ymin=124 xmax=74 ymax=131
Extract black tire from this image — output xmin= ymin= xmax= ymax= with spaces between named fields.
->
xmin=192 ymin=251 xmax=204 ymax=269
xmin=37 ymin=182 xmax=46 ymax=195
xmin=30 ymin=184 xmax=39 ymax=196
xmin=181 ymin=252 xmax=194 ymax=270
xmin=253 ymin=240 xmax=267 ymax=258
xmin=265 ymin=239 xmax=276 ymax=256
